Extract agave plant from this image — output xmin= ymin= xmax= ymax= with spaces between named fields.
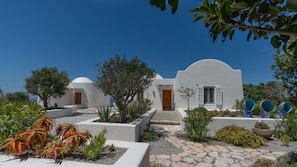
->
xmin=95 ymin=107 xmax=114 ymax=122
xmin=0 ymin=132 xmax=28 ymax=155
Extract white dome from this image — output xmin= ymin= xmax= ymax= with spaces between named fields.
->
xmin=71 ymin=77 xmax=93 ymax=84
xmin=154 ymin=73 xmax=163 ymax=79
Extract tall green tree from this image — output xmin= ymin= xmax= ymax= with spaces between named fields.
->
xmin=271 ymin=49 xmax=297 ymax=105
xmin=96 ymin=55 xmax=155 ymax=123
xmin=243 ymin=81 xmax=286 ymax=104
xmin=5 ymin=91 xmax=30 ymax=103
xmin=25 ymin=67 xmax=70 ymax=108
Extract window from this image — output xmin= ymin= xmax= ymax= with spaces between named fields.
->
xmin=204 ymin=87 xmax=214 ymax=104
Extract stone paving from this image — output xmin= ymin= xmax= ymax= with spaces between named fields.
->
xmin=149 ymin=125 xmax=286 ymax=167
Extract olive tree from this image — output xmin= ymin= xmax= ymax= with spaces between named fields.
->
xmin=25 ymin=67 xmax=70 ymax=108
xmin=96 ymin=55 xmax=155 ymax=123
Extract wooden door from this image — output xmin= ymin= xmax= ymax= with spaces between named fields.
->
xmin=162 ymin=90 xmax=172 ymax=110
xmin=75 ymin=92 xmax=81 ymax=105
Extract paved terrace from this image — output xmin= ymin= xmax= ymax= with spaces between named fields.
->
xmin=49 ymin=109 xmax=289 ymax=167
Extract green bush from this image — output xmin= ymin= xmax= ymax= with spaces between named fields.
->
xmin=183 ymin=107 xmax=213 ymax=141
xmin=141 ymin=129 xmax=161 ymax=142
xmin=215 ymin=125 xmax=267 ymax=148
xmin=128 ymin=98 xmax=152 ymax=118
xmin=0 ymin=101 xmax=44 ymax=145
xmin=274 ymin=112 xmax=297 ymax=141
xmin=82 ymin=129 xmax=107 ymax=160
xmin=254 ymin=121 xmax=270 ymax=129
xmin=273 ymin=151 xmax=297 ymax=167
xmin=252 ymin=158 xmax=275 ymax=167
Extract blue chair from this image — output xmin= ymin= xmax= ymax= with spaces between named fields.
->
xmin=279 ymin=102 xmax=292 ymax=118
xmin=243 ymin=99 xmax=255 ymax=117
xmin=260 ymin=100 xmax=275 ymax=118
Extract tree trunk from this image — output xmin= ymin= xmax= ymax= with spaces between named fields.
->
xmin=119 ymin=109 xmax=127 ymax=123
xmin=116 ymin=101 xmax=127 ymax=123
xmin=43 ymin=96 xmax=48 ymax=108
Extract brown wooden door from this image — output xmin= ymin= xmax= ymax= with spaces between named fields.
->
xmin=75 ymin=92 xmax=81 ymax=105
xmin=162 ymin=90 xmax=172 ymax=110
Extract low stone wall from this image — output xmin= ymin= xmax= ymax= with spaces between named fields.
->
xmin=76 ymin=109 xmax=157 ymax=142
xmin=0 ymin=140 xmax=149 ymax=167
xmin=46 ymin=108 xmax=73 ymax=118
xmin=176 ymin=108 xmax=281 ymax=137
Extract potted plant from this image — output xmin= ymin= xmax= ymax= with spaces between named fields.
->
xmin=252 ymin=121 xmax=274 ymax=139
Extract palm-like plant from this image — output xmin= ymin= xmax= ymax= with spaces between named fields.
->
xmin=0 ymin=132 xmax=28 ymax=155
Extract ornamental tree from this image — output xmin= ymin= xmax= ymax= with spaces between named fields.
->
xmin=177 ymin=87 xmax=196 ymax=111
xmin=96 ymin=55 xmax=155 ymax=123
xmin=25 ymin=67 xmax=70 ymax=108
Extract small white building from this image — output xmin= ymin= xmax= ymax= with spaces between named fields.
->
xmin=38 ymin=77 xmax=110 ymax=109
xmin=144 ymin=59 xmax=243 ymax=111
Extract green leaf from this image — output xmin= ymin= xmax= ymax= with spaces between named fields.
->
xmin=271 ymin=35 xmax=281 ymax=48
xmin=231 ymin=2 xmax=248 ymax=11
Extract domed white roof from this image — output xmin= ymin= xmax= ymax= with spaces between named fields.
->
xmin=71 ymin=77 xmax=93 ymax=83
xmin=154 ymin=73 xmax=163 ymax=79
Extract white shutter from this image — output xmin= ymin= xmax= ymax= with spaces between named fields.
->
xmin=216 ymin=87 xmax=223 ymax=108
xmin=198 ymin=87 xmax=204 ymax=107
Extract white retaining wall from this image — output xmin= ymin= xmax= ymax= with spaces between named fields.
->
xmin=176 ymin=108 xmax=281 ymax=136
xmin=46 ymin=108 xmax=73 ymax=118
xmin=76 ymin=109 xmax=157 ymax=142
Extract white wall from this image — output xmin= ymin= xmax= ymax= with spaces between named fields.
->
xmin=38 ymin=82 xmax=110 ymax=109
xmin=69 ymin=82 xmax=110 ymax=108
xmin=175 ymin=59 xmax=243 ymax=110
xmin=144 ymin=79 xmax=174 ymax=110
xmin=145 ymin=59 xmax=243 ymax=111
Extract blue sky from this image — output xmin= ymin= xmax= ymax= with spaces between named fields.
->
xmin=0 ymin=0 xmax=277 ymax=94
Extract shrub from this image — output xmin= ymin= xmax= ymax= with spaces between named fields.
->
xmin=273 ymin=151 xmax=297 ymax=167
xmin=128 ymin=98 xmax=152 ymax=118
xmin=215 ymin=125 xmax=267 ymax=148
xmin=253 ymin=158 xmax=275 ymax=167
xmin=254 ymin=121 xmax=270 ymax=129
xmin=82 ymin=128 xmax=107 ymax=160
xmin=141 ymin=129 xmax=161 ymax=142
xmin=274 ymin=112 xmax=297 ymax=141
xmin=0 ymin=101 xmax=44 ymax=145
xmin=183 ymin=107 xmax=213 ymax=141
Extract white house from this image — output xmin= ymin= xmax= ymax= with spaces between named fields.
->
xmin=144 ymin=59 xmax=243 ymax=111
xmin=38 ymin=77 xmax=110 ymax=109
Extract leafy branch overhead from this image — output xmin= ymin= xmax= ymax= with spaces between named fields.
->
xmin=150 ymin=0 xmax=297 ymax=55
xmin=191 ymin=0 xmax=297 ymax=53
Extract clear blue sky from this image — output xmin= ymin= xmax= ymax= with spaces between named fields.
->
xmin=0 ymin=0 xmax=277 ymax=94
